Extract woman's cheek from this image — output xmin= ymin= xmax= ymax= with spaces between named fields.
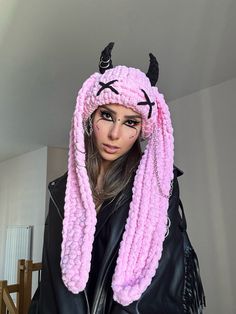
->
xmin=95 ymin=124 xmax=100 ymax=131
xmin=94 ymin=119 xmax=103 ymax=133
xmin=128 ymin=127 xmax=141 ymax=141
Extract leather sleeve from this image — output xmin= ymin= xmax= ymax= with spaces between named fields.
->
xmin=38 ymin=200 xmax=60 ymax=314
xmin=28 ymin=202 xmax=58 ymax=314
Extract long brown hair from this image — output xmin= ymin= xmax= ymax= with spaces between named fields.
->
xmin=84 ymin=114 xmax=142 ymax=208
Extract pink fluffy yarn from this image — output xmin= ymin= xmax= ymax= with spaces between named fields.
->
xmin=61 ymin=66 xmax=174 ymax=305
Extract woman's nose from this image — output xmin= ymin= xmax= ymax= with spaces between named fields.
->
xmin=108 ymin=122 xmax=122 ymax=140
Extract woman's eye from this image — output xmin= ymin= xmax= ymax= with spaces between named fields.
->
xmin=125 ymin=120 xmax=139 ymax=127
xmin=100 ymin=111 xmax=112 ymax=120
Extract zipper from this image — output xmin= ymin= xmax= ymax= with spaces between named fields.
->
xmin=48 ymin=188 xmax=63 ymax=220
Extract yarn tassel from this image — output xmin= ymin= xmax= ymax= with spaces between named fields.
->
xmin=183 ymin=240 xmax=206 ymax=314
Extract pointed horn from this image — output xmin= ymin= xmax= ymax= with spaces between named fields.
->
xmin=99 ymin=42 xmax=115 ymax=74
xmin=146 ymin=53 xmax=159 ymax=86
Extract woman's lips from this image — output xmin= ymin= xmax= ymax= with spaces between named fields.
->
xmin=103 ymin=144 xmax=120 ymax=154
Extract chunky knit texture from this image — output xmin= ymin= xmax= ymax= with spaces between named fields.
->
xmin=61 ymin=65 xmax=174 ymax=306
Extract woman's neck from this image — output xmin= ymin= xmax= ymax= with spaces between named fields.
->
xmin=96 ymin=173 xmax=104 ymax=192
xmin=100 ymin=159 xmax=111 ymax=175
xmin=96 ymin=159 xmax=111 ymax=193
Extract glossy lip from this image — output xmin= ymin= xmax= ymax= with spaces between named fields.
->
xmin=103 ymin=143 xmax=120 ymax=149
xmin=102 ymin=144 xmax=120 ymax=154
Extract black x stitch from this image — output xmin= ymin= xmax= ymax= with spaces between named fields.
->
xmin=137 ymin=89 xmax=155 ymax=119
xmin=96 ymin=79 xmax=119 ymax=96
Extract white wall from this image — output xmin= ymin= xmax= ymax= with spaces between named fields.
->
xmin=0 ymin=146 xmax=68 ymax=293
xmin=47 ymin=147 xmax=68 ymax=183
xmin=170 ymin=77 xmax=236 ymax=314
xmin=0 ymin=147 xmax=48 ymax=278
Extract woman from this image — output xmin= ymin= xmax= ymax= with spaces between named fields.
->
xmin=30 ymin=43 xmax=206 ymax=313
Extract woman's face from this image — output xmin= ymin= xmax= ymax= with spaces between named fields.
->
xmin=92 ymin=103 xmax=142 ymax=165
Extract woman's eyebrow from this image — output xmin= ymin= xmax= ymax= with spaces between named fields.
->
xmin=124 ymin=114 xmax=142 ymax=119
xmin=101 ymin=105 xmax=142 ymax=119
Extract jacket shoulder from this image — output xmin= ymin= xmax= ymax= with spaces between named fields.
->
xmin=48 ymin=171 xmax=68 ymax=190
xmin=173 ymin=164 xmax=184 ymax=177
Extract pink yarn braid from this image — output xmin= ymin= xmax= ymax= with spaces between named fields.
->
xmin=111 ymin=90 xmax=174 ymax=305
xmin=61 ymin=74 xmax=99 ymax=292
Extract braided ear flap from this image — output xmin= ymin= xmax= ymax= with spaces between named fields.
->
xmin=61 ymin=73 xmax=99 ymax=293
xmin=146 ymin=53 xmax=159 ymax=86
xmin=99 ymin=42 xmax=114 ymax=73
xmin=111 ymin=90 xmax=174 ymax=306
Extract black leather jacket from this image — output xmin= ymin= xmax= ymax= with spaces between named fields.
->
xmin=34 ymin=165 xmax=193 ymax=314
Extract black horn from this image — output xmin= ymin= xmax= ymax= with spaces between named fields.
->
xmin=146 ymin=53 xmax=159 ymax=86
xmin=99 ymin=42 xmax=114 ymax=74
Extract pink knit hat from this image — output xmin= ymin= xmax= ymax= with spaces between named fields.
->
xmin=61 ymin=43 xmax=174 ymax=306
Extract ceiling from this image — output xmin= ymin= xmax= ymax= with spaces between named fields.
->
xmin=1 ymin=0 xmax=236 ymax=162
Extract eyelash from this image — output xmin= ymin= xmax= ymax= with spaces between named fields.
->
xmin=100 ymin=110 xmax=140 ymax=128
